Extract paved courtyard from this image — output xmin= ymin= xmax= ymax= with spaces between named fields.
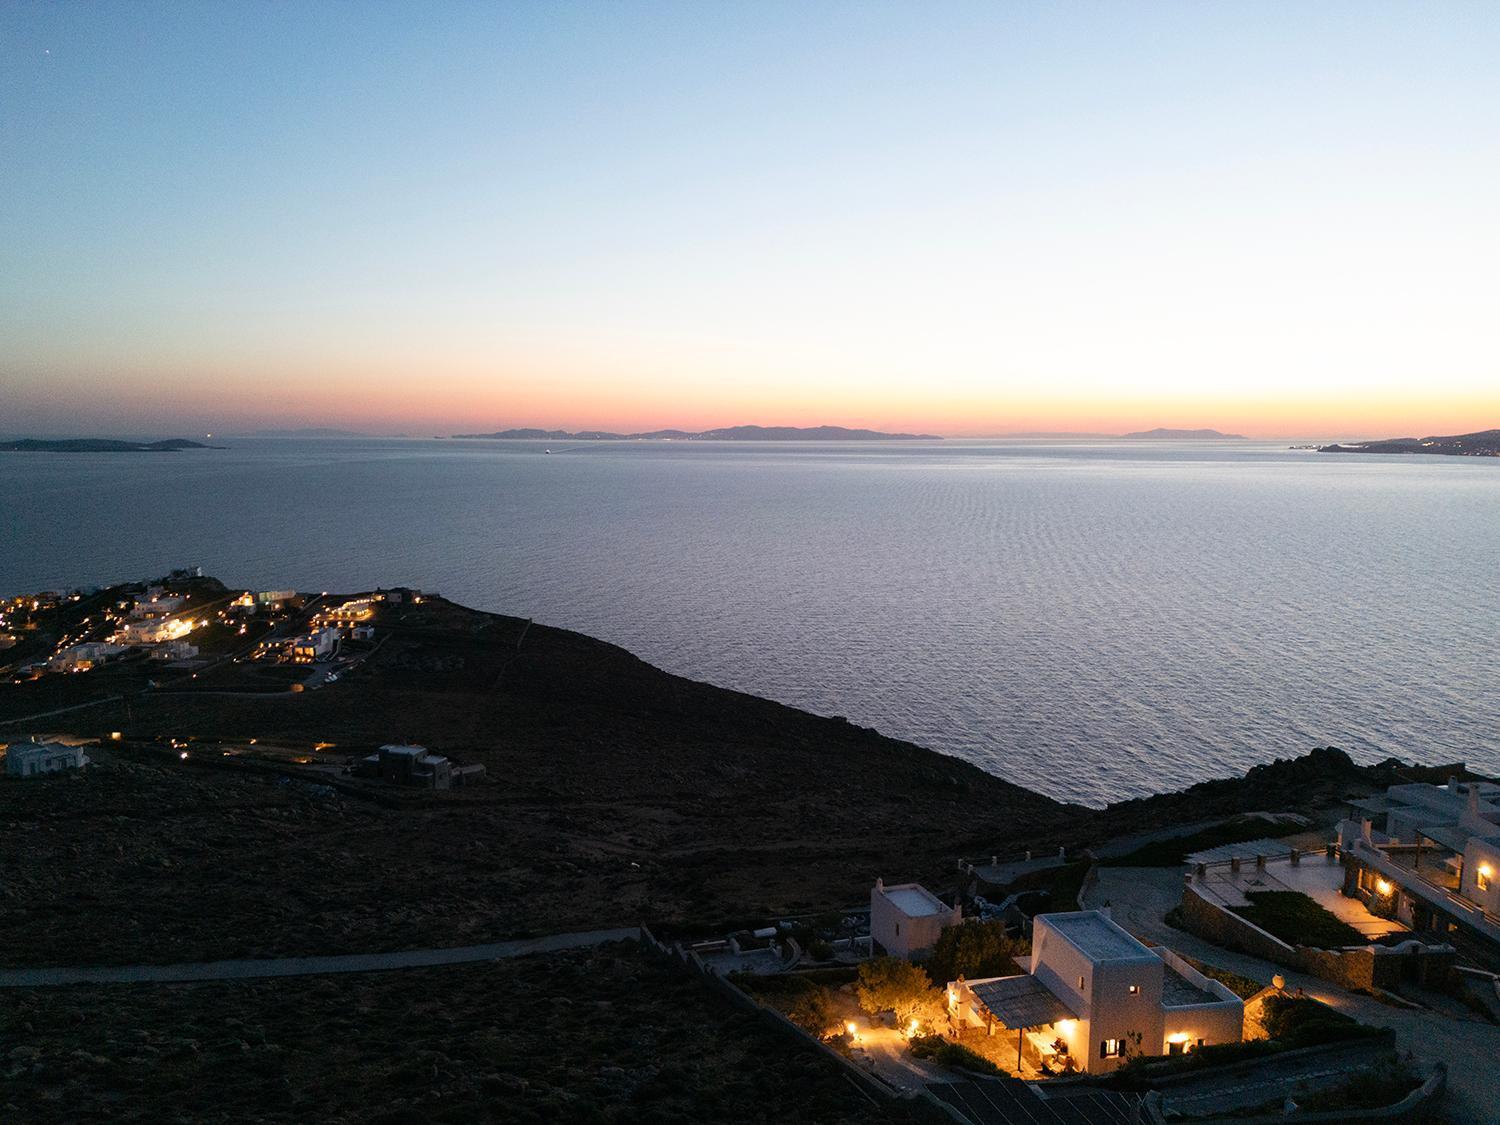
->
xmin=1192 ymin=854 xmax=1407 ymax=940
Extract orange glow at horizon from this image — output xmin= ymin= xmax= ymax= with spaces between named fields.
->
xmin=13 ymin=356 xmax=1498 ymax=440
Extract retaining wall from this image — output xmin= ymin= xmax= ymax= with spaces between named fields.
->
xmin=1140 ymin=1060 xmax=1445 ymax=1124
xmin=1179 ymin=886 xmax=1455 ymax=991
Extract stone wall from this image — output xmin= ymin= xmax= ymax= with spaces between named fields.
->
xmin=1179 ymin=886 xmax=1457 ymax=992
xmin=1179 ymin=885 xmax=1299 ymax=966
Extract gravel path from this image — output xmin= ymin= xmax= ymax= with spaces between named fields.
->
xmin=0 ymin=928 xmax=639 ymax=987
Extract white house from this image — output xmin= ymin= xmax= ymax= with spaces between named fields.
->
xmin=118 ymin=617 xmax=195 ymax=644
xmin=1338 ymin=779 xmax=1500 ymax=940
xmin=5 ymin=741 xmax=90 ymax=778
xmin=50 ymin=641 xmax=125 ymax=672
xmin=948 ymin=910 xmax=1243 ymax=1074
xmin=292 ymin=626 xmax=340 ymax=663
xmin=870 ymin=878 xmax=962 ymax=960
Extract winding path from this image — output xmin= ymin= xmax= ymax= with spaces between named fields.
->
xmin=0 ymin=927 xmax=638 ymax=987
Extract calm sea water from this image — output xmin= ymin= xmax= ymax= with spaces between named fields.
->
xmin=4 ymin=438 xmax=1497 ymax=805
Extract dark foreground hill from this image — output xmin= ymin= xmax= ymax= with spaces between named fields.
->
xmin=0 ymin=581 xmax=1474 ymax=970
xmin=0 ymin=587 xmax=1070 ymax=966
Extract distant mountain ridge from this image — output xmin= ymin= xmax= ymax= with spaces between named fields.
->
xmin=0 ymin=438 xmax=215 ymax=453
xmin=1121 ymin=428 xmax=1247 ymax=440
xmin=1319 ymin=428 xmax=1500 ymax=457
xmin=453 ymin=424 xmax=941 ymax=441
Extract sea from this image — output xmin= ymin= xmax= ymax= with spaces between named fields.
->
xmin=3 ymin=437 xmax=1496 ymax=806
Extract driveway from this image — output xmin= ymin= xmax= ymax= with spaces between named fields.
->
xmin=1086 ymin=867 xmax=1500 ymax=1124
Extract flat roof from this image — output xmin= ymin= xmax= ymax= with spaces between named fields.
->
xmin=1041 ymin=911 xmax=1156 ymax=963
xmin=1161 ymin=964 xmax=1219 ymax=1008
xmin=882 ymin=884 xmax=948 ymax=918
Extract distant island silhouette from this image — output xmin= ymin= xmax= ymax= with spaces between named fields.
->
xmin=1120 ymin=428 xmax=1247 ymax=440
xmin=453 ymin=424 xmax=942 ymax=441
xmin=1319 ymin=428 xmax=1500 ymax=457
xmin=0 ymin=438 xmax=217 ymax=453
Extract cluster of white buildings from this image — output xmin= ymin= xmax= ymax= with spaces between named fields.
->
xmin=1339 ymin=778 xmax=1500 ymax=947
xmin=870 ymin=879 xmax=1244 ymax=1075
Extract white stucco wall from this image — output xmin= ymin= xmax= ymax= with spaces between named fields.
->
xmin=1162 ymin=1002 xmax=1244 ymax=1054
xmin=870 ymin=883 xmax=958 ymax=959
xmin=1462 ymin=838 xmax=1500 ymax=916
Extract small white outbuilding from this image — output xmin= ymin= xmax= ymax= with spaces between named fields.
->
xmin=870 ymin=877 xmax=961 ymax=960
xmin=5 ymin=741 xmax=90 ymax=778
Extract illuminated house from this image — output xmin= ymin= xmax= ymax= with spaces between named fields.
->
xmin=292 ymin=626 xmax=340 ymax=663
xmin=870 ymin=878 xmax=961 ymax=960
xmin=117 ymin=617 xmax=195 ymax=644
xmin=1338 ymin=780 xmax=1500 ymax=948
xmin=947 ymin=910 xmax=1243 ymax=1074
xmin=50 ymin=641 xmax=125 ymax=672
xmin=233 ymin=590 xmax=298 ymax=612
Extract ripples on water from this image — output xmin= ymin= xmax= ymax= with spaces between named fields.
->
xmin=3 ymin=438 xmax=1496 ymax=805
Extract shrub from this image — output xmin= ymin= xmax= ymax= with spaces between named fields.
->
xmin=924 ymin=920 xmax=1026 ymax=988
xmin=908 ymin=1035 xmax=1002 ymax=1075
xmin=1233 ymin=891 xmax=1366 ymax=949
xmin=784 ymin=986 xmax=841 ymax=1039
xmin=1259 ymin=994 xmax=1380 ymax=1048
xmin=1174 ymin=953 xmax=1265 ymax=1000
xmin=856 ymin=958 xmax=941 ymax=1024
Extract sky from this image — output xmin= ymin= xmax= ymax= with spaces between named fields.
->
xmin=2 ymin=1 xmax=1497 ymax=439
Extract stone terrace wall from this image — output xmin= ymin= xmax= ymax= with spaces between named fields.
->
xmin=1179 ymin=886 xmax=1456 ymax=992
xmin=1180 ymin=885 xmax=1298 ymax=966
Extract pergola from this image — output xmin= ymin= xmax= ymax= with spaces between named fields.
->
xmin=969 ymin=975 xmax=1078 ymax=1071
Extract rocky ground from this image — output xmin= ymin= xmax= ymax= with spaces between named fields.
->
xmin=2 ymin=588 xmax=1480 ymax=968
xmin=0 ymin=941 xmax=943 ymax=1125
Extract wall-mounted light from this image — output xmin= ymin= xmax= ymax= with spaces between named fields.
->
xmin=1375 ymin=878 xmax=1392 ymax=896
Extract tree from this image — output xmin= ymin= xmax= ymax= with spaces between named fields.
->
xmin=856 ymin=957 xmax=941 ymax=1025
xmin=785 ymin=986 xmax=841 ymax=1039
xmin=925 ymin=920 xmax=1027 ymax=988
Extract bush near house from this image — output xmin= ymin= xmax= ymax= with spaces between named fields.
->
xmin=1232 ymin=891 xmax=1365 ymax=949
xmin=1258 ymin=994 xmax=1384 ymax=1049
xmin=909 ymin=1034 xmax=1003 ymax=1076
xmin=731 ymin=972 xmax=844 ymax=1038
xmin=924 ymin=920 xmax=1029 ymax=988
xmin=1173 ymin=953 xmax=1265 ymax=1000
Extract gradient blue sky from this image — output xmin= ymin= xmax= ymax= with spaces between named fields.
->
xmin=3 ymin=1 xmax=1497 ymax=437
